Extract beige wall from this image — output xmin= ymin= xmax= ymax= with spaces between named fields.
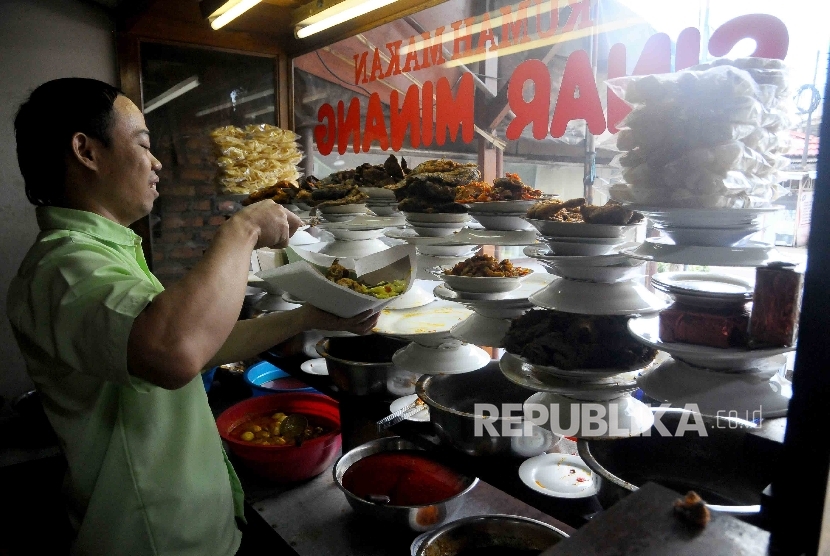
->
xmin=0 ymin=0 xmax=116 ymax=400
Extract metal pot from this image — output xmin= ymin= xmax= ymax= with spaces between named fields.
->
xmin=333 ymin=437 xmax=479 ymax=532
xmin=577 ymin=408 xmax=773 ymax=523
xmin=316 ymin=335 xmax=414 ymax=396
xmin=411 ymin=514 xmax=569 ymax=556
xmin=416 ymin=362 xmax=557 ymax=457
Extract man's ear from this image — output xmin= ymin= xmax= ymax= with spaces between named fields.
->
xmin=70 ymin=132 xmax=100 ymax=171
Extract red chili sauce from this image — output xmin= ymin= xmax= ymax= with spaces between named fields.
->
xmin=341 ymin=450 xmax=468 ymax=506
xmin=259 ymin=377 xmax=310 ymax=390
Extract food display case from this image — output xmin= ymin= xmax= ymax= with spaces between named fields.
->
xmin=114 ymin=1 xmax=829 ymax=554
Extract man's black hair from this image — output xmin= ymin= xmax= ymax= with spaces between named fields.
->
xmin=14 ymin=78 xmax=123 ymax=207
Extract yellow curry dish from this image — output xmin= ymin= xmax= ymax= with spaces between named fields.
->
xmin=324 ymin=259 xmax=406 ymax=299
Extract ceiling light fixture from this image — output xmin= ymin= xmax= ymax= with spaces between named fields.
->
xmin=207 ymin=0 xmax=262 ymax=30
xmin=144 ymin=76 xmax=200 ymax=114
xmin=294 ymin=0 xmax=402 ymax=39
xmin=195 ymin=88 xmax=274 ymax=117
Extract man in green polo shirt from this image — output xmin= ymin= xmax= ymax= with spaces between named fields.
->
xmin=7 ymin=78 xmax=378 ymax=556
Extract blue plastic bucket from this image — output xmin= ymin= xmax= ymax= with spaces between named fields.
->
xmin=202 ymin=367 xmax=217 ymax=392
xmin=243 ymin=361 xmax=316 ymax=397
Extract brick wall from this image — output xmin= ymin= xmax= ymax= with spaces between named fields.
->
xmin=149 ymin=116 xmax=242 ymax=286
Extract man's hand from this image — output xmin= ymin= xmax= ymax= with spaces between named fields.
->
xmin=298 ymin=306 xmax=381 ymax=335
xmin=231 ymin=200 xmax=303 ymax=249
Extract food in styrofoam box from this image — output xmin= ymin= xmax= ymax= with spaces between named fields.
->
xmin=257 ymin=245 xmax=417 ymax=318
xmin=210 ymin=124 xmax=303 ymax=195
xmin=606 ymin=59 xmax=795 ymax=209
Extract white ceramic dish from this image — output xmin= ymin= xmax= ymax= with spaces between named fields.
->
xmin=318 ymin=203 xmax=369 ymax=215
xmin=627 ymin=205 xmax=783 ymax=229
xmin=637 ymin=355 xmax=790 ymax=419
xmin=368 ymin=205 xmax=400 ymax=216
xmin=317 ymin=214 xmax=406 ymax=230
xmin=500 ymin=353 xmax=640 ymax=397
xmin=404 ymin=212 xmax=471 ymax=224
xmin=321 ymin=213 xmax=360 ymax=223
xmin=540 ymin=236 xmax=629 ymax=257
xmin=392 ymin=341 xmax=491 ymax=374
xmin=526 ymin=219 xmax=638 ymax=239
xmin=450 ymin=312 xmax=513 ymax=348
xmin=627 ymin=315 xmax=796 ymax=370
xmin=389 ymin=394 xmax=430 ymax=422
xmin=411 ymin=225 xmax=464 ymax=238
xmin=433 ymin=266 xmax=533 ymax=295
xmin=470 ymin=213 xmax=535 ymax=231
xmin=524 ymin=391 xmax=655 ymax=439
xmin=318 ymin=238 xmax=390 ymax=258
xmin=518 ymin=352 xmax=661 ymax=383
xmin=418 ymin=245 xmax=479 ymax=257
xmin=407 ymin=220 xmax=470 ymax=229
xmin=529 ymin=277 xmax=668 ymax=316
xmin=359 ymin=186 xmax=397 ymax=200
xmin=374 ymin=300 xmax=474 ymax=347
xmin=438 ymin=229 xmax=539 ymax=247
xmin=656 ymin=226 xmax=760 ymax=247
xmin=300 ymin=358 xmax=329 ymax=376
xmin=523 ymin=244 xmax=640 ymax=268
xmin=518 ymin=453 xmax=600 ymax=498
xmin=651 ymin=272 xmax=754 ymax=309
xmin=432 ymin=273 xmax=553 ymax=316
xmin=465 ymin=199 xmax=539 ymax=213
xmin=323 ymin=227 xmax=386 ymax=241
xmin=622 ymin=238 xmax=784 ymax=267
xmin=288 ymin=229 xmax=320 ymax=246
xmin=544 ymin=261 xmax=646 ymax=284
xmin=385 ymin=282 xmax=435 ymax=310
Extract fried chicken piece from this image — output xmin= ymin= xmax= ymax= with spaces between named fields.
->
xmin=316 ymin=188 xmax=368 ymax=207
xmin=410 ymin=159 xmax=476 ymax=175
xmin=336 ymin=278 xmax=368 ymax=294
xmin=241 ymin=180 xmax=297 ymax=205
xmin=325 ymin=259 xmax=350 ymax=282
xmin=674 ymin=491 xmax=710 ymax=528
xmin=581 ymin=201 xmax=644 ymax=225
xmin=526 ymin=198 xmax=586 ymax=220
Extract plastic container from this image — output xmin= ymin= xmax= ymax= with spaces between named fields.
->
xmin=243 ymin=361 xmax=316 ymax=397
xmin=216 ymin=392 xmax=342 ymax=483
xmin=201 ymin=367 xmax=217 ymax=392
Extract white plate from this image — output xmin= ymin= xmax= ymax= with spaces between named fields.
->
xmin=317 ymin=214 xmax=405 ymax=230
xmin=651 ymin=272 xmax=753 ymax=309
xmin=318 ymin=238 xmax=390 ymax=258
xmin=526 ymin=219 xmax=638 ymax=239
xmin=518 ymin=353 xmax=661 ymax=383
xmin=529 ymin=277 xmax=668 ymax=316
xmin=324 ymin=228 xmax=386 ymax=241
xmin=627 ymin=315 xmax=796 ymax=370
xmin=418 ymin=245 xmax=479 ymax=257
xmin=544 ymin=262 xmax=646 ymax=284
xmin=637 ymin=356 xmax=790 ymax=419
xmin=359 ymin=186 xmax=397 ymax=200
xmin=500 ymin=352 xmax=641 ymax=398
xmin=320 ymin=213 xmax=361 ymax=223
xmin=656 ymin=226 xmax=761 ymax=247
xmin=622 ymin=238 xmax=783 ymax=267
xmin=432 ymin=266 xmax=533 ymax=295
xmin=392 ymin=341 xmax=491 ymax=374
xmin=318 ymin=203 xmax=369 ymax=214
xmin=450 ymin=313 xmax=513 ymax=347
xmin=540 ymin=236 xmax=629 ymax=257
xmin=368 ymin=205 xmax=400 ymax=216
xmin=411 ymin=225 xmax=465 ymax=237
xmin=300 ymin=358 xmax=329 ymax=376
xmin=288 ymin=229 xmax=320 ymax=246
xmin=524 ymin=392 xmax=655 ymax=439
xmin=470 ymin=213 xmax=536 ymax=231
xmin=389 ymin=394 xmax=430 ymax=422
xmin=523 ymin=244 xmax=640 ymax=268
xmin=385 ymin=282 xmax=435 ymax=310
xmin=437 ymin=229 xmax=540 ymax=247
xmin=374 ymin=300 xmax=474 ymax=346
xmin=432 ymin=273 xmax=553 ymax=312
xmin=627 ymin=205 xmax=783 ymax=228
xmin=404 ymin=212 xmax=471 ymax=224
xmin=465 ymin=199 xmax=539 ymax=213
xmin=385 ymin=228 xmax=476 ymax=252
xmin=518 ymin=453 xmax=600 ymax=498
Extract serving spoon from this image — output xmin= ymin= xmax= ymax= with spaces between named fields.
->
xmin=280 ymin=414 xmax=308 ymax=446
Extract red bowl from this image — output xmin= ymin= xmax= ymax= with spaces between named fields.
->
xmin=216 ymin=392 xmax=342 ymax=483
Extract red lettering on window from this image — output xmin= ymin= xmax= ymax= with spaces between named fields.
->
xmin=476 ymin=12 xmax=497 ymax=54
xmin=561 ymin=0 xmax=593 ymax=33
xmin=353 ymin=51 xmax=368 ymax=85
xmin=422 ymin=81 xmax=434 ymax=147
xmin=535 ymin=0 xmax=559 ymax=39
xmin=420 ymin=28 xmax=446 ymax=69
xmin=708 ymin=14 xmax=788 ymax=60
xmin=551 ymin=49 xmax=606 ymax=138
xmin=362 ymin=93 xmax=389 ymax=152
xmin=314 ymin=103 xmax=336 ymax=156
xmin=506 ymin=59 xmax=551 ymax=141
xmin=451 ymin=18 xmax=475 ymax=60
xmin=675 ymin=27 xmax=700 ymax=71
xmin=337 ymin=98 xmax=362 ymax=154
xmin=369 ymin=48 xmax=384 ymax=82
xmin=500 ymin=1 xmax=530 ymax=48
xmin=403 ymin=35 xmax=422 ymax=72
xmin=390 ymin=84 xmax=422 ymax=150
xmin=435 ymin=73 xmax=475 ymax=145
xmin=384 ymin=40 xmax=403 ymax=78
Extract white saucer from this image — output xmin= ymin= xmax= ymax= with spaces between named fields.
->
xmin=539 ymin=236 xmax=629 ymax=257
xmin=626 ymin=205 xmax=783 ymax=229
xmin=374 ymin=300 xmax=473 ymax=347
xmin=469 ymin=213 xmax=536 ymax=231
xmin=523 ymin=244 xmax=640 ymax=267
xmin=318 ymin=238 xmax=390 ymax=258
xmin=622 ymin=238 xmax=784 ymax=267
xmin=438 ymin=229 xmax=539 ymax=246
xmin=525 ymin=391 xmax=655 ymax=439
xmin=300 ymin=358 xmax=329 ymax=376
xmin=627 ymin=315 xmax=796 ymax=370
xmin=317 ymin=214 xmax=405 ymax=230
xmin=637 ymin=356 xmax=790 ymax=418
xmin=500 ymin=353 xmax=641 ymax=398
xmin=529 ymin=277 xmax=668 ymax=316
xmin=389 ymin=394 xmax=430 ymax=422
xmin=385 ymin=282 xmax=436 ymax=310
xmin=651 ymin=272 xmax=754 ymax=309
xmin=518 ymin=453 xmax=600 ymax=498
xmin=392 ymin=341 xmax=491 ymax=374
xmin=526 ymin=219 xmax=638 ymax=239
xmin=450 ymin=313 xmax=513 ymax=348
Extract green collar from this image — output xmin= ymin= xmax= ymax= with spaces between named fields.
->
xmin=36 ymin=206 xmax=141 ymax=247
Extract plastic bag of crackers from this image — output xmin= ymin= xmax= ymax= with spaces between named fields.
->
xmin=210 ymin=124 xmax=303 ymax=195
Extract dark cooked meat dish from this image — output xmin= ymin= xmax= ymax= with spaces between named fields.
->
xmin=311 ymin=183 xmax=355 ymax=201
xmin=503 ymin=310 xmax=658 ymax=370
xmin=391 ymin=159 xmax=481 ymax=213
xmin=398 ymin=198 xmax=468 ymax=213
xmin=526 ymin=198 xmax=643 ymax=225
xmin=455 ymin=173 xmax=543 ymax=203
xmin=445 ymin=254 xmax=531 ymax=278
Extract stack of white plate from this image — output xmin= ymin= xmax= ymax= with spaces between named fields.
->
xmin=465 ymin=200 xmax=538 ymax=231
xmin=317 ymin=203 xmax=369 ymax=222
xmin=403 ymin=212 xmax=472 ymax=237
xmin=525 ymin=219 xmax=640 ymax=257
xmin=360 ymin=187 xmax=401 ymax=216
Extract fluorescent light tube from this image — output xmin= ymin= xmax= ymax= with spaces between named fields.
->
xmin=210 ymin=0 xmax=262 ymax=30
xmin=295 ymin=0 xmax=401 ymax=39
xmin=195 ymin=88 xmax=274 ymax=117
xmin=144 ymin=76 xmax=200 ymax=114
